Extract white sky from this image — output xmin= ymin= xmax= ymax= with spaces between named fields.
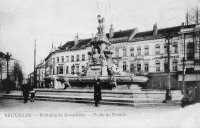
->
xmin=0 ymin=0 xmax=198 ymax=76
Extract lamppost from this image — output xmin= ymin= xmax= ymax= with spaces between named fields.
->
xmin=5 ymin=52 xmax=12 ymax=94
xmin=72 ymin=64 xmax=75 ymax=75
xmin=164 ymin=33 xmax=173 ymax=101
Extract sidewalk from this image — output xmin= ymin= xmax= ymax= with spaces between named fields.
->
xmin=2 ymin=88 xmax=183 ymax=107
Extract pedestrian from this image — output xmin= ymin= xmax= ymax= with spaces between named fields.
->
xmin=21 ymin=84 xmax=30 ymax=103
xmin=94 ymin=78 xmax=102 ymax=107
xmin=29 ymin=86 xmax=36 ymax=102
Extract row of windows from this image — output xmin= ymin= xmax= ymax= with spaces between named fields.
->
xmin=116 ymin=43 xmax=178 ymax=57
xmin=122 ymin=61 xmax=178 ymax=72
xmin=53 ymin=54 xmax=86 ymax=64
xmin=54 ymin=65 xmax=85 ymax=75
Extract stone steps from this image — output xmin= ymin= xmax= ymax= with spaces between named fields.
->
xmin=2 ymin=91 xmax=182 ymax=107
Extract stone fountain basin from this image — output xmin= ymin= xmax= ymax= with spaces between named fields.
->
xmin=67 ymin=75 xmax=148 ymax=84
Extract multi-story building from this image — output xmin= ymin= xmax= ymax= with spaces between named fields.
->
xmin=178 ymin=24 xmax=200 ymax=88
xmin=110 ymin=24 xmax=182 ymax=89
xmin=40 ymin=23 xmax=200 ymax=89
xmin=36 ymin=60 xmax=46 ymax=88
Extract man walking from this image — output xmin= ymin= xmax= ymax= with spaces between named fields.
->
xmin=21 ymin=84 xmax=30 ymax=103
xmin=94 ymin=78 xmax=102 ymax=107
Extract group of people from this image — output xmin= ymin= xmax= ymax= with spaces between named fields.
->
xmin=21 ymin=84 xmax=36 ymax=103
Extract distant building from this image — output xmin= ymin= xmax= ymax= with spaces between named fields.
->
xmin=36 ymin=60 xmax=46 ymax=88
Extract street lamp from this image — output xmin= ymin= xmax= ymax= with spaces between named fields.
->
xmin=72 ymin=64 xmax=75 ymax=75
xmin=5 ymin=52 xmax=12 ymax=79
xmin=5 ymin=52 xmax=12 ymax=94
xmin=164 ymin=33 xmax=173 ymax=101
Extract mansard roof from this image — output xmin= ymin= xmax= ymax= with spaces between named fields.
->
xmin=106 ymin=29 xmax=135 ymax=39
xmin=132 ymin=24 xmax=196 ymax=42
xmin=61 ymin=28 xmax=136 ymax=50
xmin=44 ymin=24 xmax=196 ymax=61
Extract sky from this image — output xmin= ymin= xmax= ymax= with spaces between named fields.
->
xmin=0 ymin=0 xmax=198 ymax=77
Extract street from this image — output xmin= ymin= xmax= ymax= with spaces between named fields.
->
xmin=0 ymin=99 xmax=199 ymax=128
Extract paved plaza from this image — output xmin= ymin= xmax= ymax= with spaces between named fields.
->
xmin=0 ymin=99 xmax=199 ymax=128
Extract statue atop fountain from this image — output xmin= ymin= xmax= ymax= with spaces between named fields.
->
xmin=85 ymin=15 xmax=113 ymax=76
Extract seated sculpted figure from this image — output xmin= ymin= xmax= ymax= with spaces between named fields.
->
xmin=93 ymin=48 xmax=101 ymax=64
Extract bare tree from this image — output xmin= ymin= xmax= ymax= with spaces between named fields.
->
xmin=12 ymin=60 xmax=24 ymax=88
xmin=187 ymin=1 xmax=200 ymax=24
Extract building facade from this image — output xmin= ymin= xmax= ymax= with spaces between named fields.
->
xmin=37 ymin=23 xmax=200 ymax=89
xmin=178 ymin=24 xmax=200 ymax=88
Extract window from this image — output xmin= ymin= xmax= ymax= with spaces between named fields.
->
xmin=172 ymin=61 xmax=177 ymax=71
xmin=66 ymin=66 xmax=69 ymax=74
xmin=123 ymin=62 xmax=127 ymax=71
xmin=172 ymin=42 xmax=178 ymax=53
xmin=76 ymin=65 xmax=79 ymax=74
xmin=115 ymin=49 xmax=119 ymax=57
xmin=77 ymin=55 xmax=79 ymax=61
xmin=56 ymin=67 xmax=59 ymax=74
xmin=123 ymin=48 xmax=127 ymax=57
xmin=57 ymin=57 xmax=59 ymax=63
xmin=137 ymin=46 xmax=141 ymax=56
xmin=144 ymin=45 xmax=149 ymax=55
xmin=71 ymin=66 xmax=74 ymax=74
xmin=156 ymin=61 xmax=160 ymax=71
xmin=59 ymin=66 xmax=63 ymax=74
xmin=82 ymin=54 xmax=85 ymax=61
xmin=144 ymin=63 xmax=149 ymax=72
xmin=71 ymin=55 xmax=74 ymax=62
xmin=137 ymin=64 xmax=141 ymax=72
xmin=164 ymin=62 xmax=168 ymax=72
xmin=81 ymin=66 xmax=85 ymax=72
xmin=61 ymin=56 xmax=64 ymax=62
xmin=53 ymin=58 xmax=55 ymax=64
xmin=130 ymin=63 xmax=134 ymax=72
xmin=187 ymin=42 xmax=194 ymax=60
xmin=66 ymin=56 xmax=69 ymax=62
xmin=155 ymin=44 xmax=160 ymax=55
xmin=164 ymin=44 xmax=168 ymax=54
xmin=53 ymin=68 xmax=55 ymax=75
xmin=130 ymin=47 xmax=134 ymax=57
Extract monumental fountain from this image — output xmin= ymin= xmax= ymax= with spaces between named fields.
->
xmin=59 ymin=15 xmax=148 ymax=90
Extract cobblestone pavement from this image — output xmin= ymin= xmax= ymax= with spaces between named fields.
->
xmin=0 ymin=99 xmax=199 ymax=128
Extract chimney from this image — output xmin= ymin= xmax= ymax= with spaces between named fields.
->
xmin=74 ymin=33 xmax=79 ymax=46
xmin=109 ymin=24 xmax=114 ymax=38
xmin=153 ymin=23 xmax=158 ymax=36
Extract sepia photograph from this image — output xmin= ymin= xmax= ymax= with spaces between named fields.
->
xmin=0 ymin=0 xmax=200 ymax=128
